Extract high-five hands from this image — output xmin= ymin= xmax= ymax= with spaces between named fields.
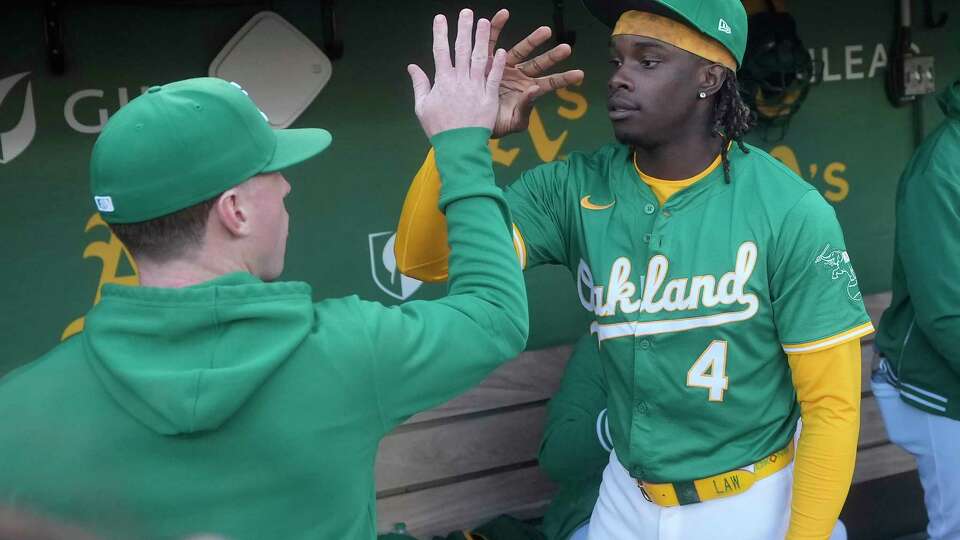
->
xmin=486 ymin=9 xmax=585 ymax=138
xmin=408 ymin=9 xmax=507 ymax=139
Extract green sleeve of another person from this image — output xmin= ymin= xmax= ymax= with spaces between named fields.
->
xmin=897 ymin=159 xmax=960 ymax=370
xmin=504 ymin=159 xmax=576 ymax=270
xmin=359 ymin=128 xmax=530 ymax=430
xmin=539 ymin=335 xmax=611 ymax=540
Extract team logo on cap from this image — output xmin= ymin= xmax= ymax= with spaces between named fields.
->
xmin=0 ymin=72 xmax=37 ymax=164
xmin=368 ymin=231 xmax=423 ymax=301
xmin=718 ymin=19 xmax=732 ymax=34
xmin=94 ymin=196 xmax=115 ymax=212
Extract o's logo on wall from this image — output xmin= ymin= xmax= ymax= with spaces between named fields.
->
xmin=61 ymin=214 xmax=140 ymax=340
xmin=0 ymin=72 xmax=37 ymax=164
xmin=770 ymin=145 xmax=851 ymax=204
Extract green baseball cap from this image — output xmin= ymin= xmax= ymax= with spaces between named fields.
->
xmin=583 ymin=0 xmax=748 ymax=67
xmin=90 ymin=77 xmax=332 ymax=223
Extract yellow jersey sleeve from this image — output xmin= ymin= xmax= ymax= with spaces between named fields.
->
xmin=786 ymin=338 xmax=862 ymax=540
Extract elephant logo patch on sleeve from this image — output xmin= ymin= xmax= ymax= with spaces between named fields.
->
xmin=814 ymin=244 xmax=862 ymax=302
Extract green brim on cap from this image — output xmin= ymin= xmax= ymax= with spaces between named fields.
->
xmin=262 ymin=128 xmax=333 ymax=173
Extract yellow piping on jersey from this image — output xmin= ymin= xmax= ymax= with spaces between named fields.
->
xmin=512 ymin=224 xmax=527 ymax=270
xmin=781 ymin=322 xmax=875 ymax=354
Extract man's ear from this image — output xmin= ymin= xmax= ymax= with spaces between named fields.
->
xmin=699 ymin=63 xmax=728 ymax=98
xmin=213 ymin=187 xmax=250 ymax=237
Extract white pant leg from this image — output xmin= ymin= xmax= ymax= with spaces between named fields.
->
xmin=588 ymin=451 xmax=660 ymax=540
xmin=830 ymin=520 xmax=847 ymax=540
xmin=588 ymin=451 xmax=791 ymax=540
xmin=873 ymin=374 xmax=960 ymax=540
xmin=568 ymin=522 xmax=590 ymax=540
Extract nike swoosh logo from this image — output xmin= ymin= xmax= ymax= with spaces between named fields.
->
xmin=580 ymin=195 xmax=615 ymax=211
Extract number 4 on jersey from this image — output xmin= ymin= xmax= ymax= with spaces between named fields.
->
xmin=687 ymin=341 xmax=729 ymax=402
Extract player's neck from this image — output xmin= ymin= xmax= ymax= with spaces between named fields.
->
xmin=135 ymin=250 xmax=254 ymax=288
xmin=632 ymin=129 xmax=724 ymax=181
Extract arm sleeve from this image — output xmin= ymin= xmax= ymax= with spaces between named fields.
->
xmin=363 ymin=128 xmax=529 ymax=429
xmin=395 ymin=149 xmax=527 ymax=282
xmin=786 ymin=339 xmax=862 ymax=540
xmin=538 ymin=335 xmax=612 ymax=484
xmin=771 ymin=191 xmax=874 ymax=353
xmin=395 ymin=147 xmax=574 ymax=279
xmin=897 ymin=165 xmax=960 ymax=370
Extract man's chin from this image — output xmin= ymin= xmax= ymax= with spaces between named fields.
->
xmin=611 ymin=126 xmax=646 ymax=147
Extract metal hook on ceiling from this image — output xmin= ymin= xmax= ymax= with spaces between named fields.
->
xmin=552 ymin=0 xmax=577 ymax=47
xmin=924 ymin=0 xmax=948 ymax=28
xmin=43 ymin=0 xmax=66 ymax=75
xmin=320 ymin=0 xmax=343 ymax=60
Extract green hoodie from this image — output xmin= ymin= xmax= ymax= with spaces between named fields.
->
xmin=0 ymin=128 xmax=528 ymax=539
xmin=876 ymin=81 xmax=960 ymax=419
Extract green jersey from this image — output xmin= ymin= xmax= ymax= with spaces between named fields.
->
xmin=505 ymin=143 xmax=872 ymax=483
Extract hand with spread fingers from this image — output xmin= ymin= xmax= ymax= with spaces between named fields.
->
xmin=407 ymin=9 xmax=507 ymax=138
xmin=485 ymin=9 xmax=585 ymax=138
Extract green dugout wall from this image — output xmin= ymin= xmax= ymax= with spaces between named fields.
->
xmin=1 ymin=1 xmax=958 ymax=375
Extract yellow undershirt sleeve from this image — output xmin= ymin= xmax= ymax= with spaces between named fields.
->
xmin=786 ymin=338 xmax=862 ymax=540
xmin=395 ymin=149 xmax=527 ymax=282
xmin=395 ymin=149 xmax=451 ymax=283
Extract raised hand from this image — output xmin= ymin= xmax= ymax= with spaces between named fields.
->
xmin=486 ymin=9 xmax=585 ymax=138
xmin=407 ymin=9 xmax=508 ymax=139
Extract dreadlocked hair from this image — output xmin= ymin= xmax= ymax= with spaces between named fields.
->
xmin=711 ymin=70 xmax=755 ymax=183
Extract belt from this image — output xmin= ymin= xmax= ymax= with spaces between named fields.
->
xmin=636 ymin=441 xmax=794 ymax=507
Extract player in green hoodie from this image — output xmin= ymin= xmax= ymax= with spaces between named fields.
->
xmin=0 ymin=10 xmax=525 ymax=540
xmin=874 ymin=77 xmax=960 ymax=540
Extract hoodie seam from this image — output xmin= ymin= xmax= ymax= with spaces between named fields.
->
xmin=191 ymin=287 xmax=224 ymax=432
xmin=358 ymin=303 xmax=390 ymax=435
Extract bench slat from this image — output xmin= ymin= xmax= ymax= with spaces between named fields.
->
xmin=859 ymin=396 xmax=889 ymax=448
xmin=377 ymin=465 xmax=556 ymax=537
xmin=377 ymin=405 xmax=548 ymax=495
xmin=853 ymin=443 xmax=916 ymax=484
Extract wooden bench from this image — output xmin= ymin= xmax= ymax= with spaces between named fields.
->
xmin=375 ymin=292 xmax=914 ymax=537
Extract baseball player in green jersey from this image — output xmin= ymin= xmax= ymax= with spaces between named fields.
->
xmin=395 ymin=1 xmax=873 ymax=538
xmin=0 ymin=11 xmax=526 ymax=539
xmin=539 ymin=335 xmax=850 ymax=540
xmin=874 ymin=77 xmax=960 ymax=540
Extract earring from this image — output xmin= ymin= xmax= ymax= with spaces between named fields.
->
xmin=698 ymin=91 xmax=707 ymax=99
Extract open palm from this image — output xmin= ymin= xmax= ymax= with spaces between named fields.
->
xmin=486 ymin=9 xmax=585 ymax=138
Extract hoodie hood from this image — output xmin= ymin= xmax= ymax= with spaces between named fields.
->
xmin=939 ymin=79 xmax=960 ymax=119
xmin=83 ymin=272 xmax=314 ymax=435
